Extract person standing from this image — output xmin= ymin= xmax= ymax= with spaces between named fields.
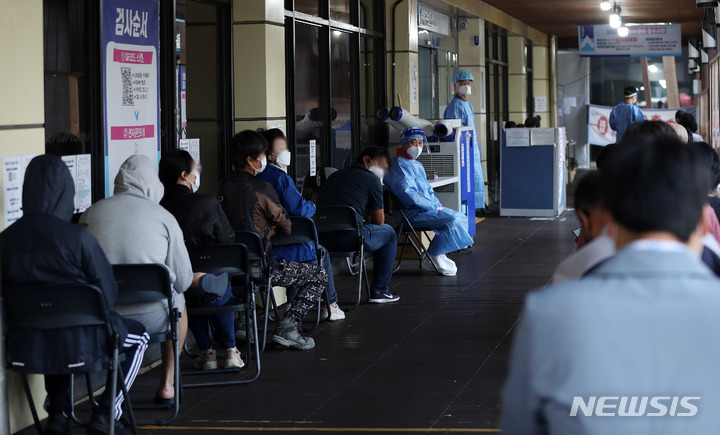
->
xmin=609 ymin=86 xmax=645 ymax=142
xmin=443 ymin=69 xmax=485 ymax=212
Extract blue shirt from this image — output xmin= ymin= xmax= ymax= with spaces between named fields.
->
xmin=257 ymin=164 xmax=317 ymax=262
xmin=609 ymin=102 xmax=645 ymax=142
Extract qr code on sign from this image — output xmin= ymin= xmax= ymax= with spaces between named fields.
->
xmin=121 ymin=67 xmax=133 ymax=106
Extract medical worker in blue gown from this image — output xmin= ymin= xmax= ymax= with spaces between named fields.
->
xmin=443 ymin=69 xmax=485 ymax=211
xmin=385 ymin=127 xmax=474 ymax=277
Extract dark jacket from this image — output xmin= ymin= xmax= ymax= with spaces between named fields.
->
xmin=161 ymin=184 xmax=235 ymax=247
xmin=0 ymin=155 xmax=128 ymax=374
xmin=217 ymin=170 xmax=291 ymax=266
xmin=161 ymin=184 xmax=235 ymax=305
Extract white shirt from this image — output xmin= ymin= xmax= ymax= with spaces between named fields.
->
xmin=552 ymin=231 xmax=616 ymax=284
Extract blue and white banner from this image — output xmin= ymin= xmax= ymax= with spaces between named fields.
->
xmin=587 ymin=104 xmax=695 ymax=146
xmin=102 ymin=0 xmax=160 ymax=197
xmin=579 ymin=24 xmax=682 ymax=57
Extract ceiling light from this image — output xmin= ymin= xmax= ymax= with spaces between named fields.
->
xmin=640 ymin=86 xmax=645 ymax=91
xmin=658 ymin=79 xmax=667 ymax=89
xmin=648 ymin=64 xmax=659 ymax=73
xmin=618 ymin=24 xmax=629 ymax=37
xmin=609 ymin=5 xmax=622 ymax=29
xmin=600 ymin=1 xmax=613 ymax=11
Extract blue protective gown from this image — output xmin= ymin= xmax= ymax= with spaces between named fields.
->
xmin=444 ymin=96 xmax=485 ymax=208
xmin=385 ymin=152 xmax=474 ymax=256
xmin=609 ymin=102 xmax=645 ymax=142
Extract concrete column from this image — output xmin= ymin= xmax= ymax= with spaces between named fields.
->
xmin=458 ymin=18 xmax=487 ymax=204
xmin=0 ymin=1 xmax=46 ymax=433
xmin=386 ymin=0 xmax=419 ymax=114
xmin=507 ymin=35 xmax=527 ymax=124
xmin=232 ymin=0 xmax=286 ymax=133
xmin=533 ymin=44 xmax=550 ymax=127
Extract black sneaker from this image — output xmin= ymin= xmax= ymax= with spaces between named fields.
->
xmin=87 ymin=411 xmax=134 ymax=435
xmin=272 ymin=318 xmax=315 ymax=350
xmin=368 ymin=289 xmax=400 ymax=304
xmin=45 ymin=411 xmax=70 ymax=435
xmin=234 ymin=315 xmax=255 ymax=344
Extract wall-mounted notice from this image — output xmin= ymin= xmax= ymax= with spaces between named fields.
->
xmin=103 ymin=0 xmax=161 ymax=197
xmin=579 ymin=24 xmax=682 ymax=57
xmin=76 ymin=154 xmax=92 ymax=212
xmin=506 ymin=129 xmax=530 ymax=148
xmin=534 ymin=96 xmax=548 ymax=112
xmin=309 ymin=140 xmax=317 ymax=177
xmin=2 ymin=154 xmax=39 ymax=228
xmin=530 ymin=129 xmax=556 ymax=146
xmin=61 ymin=155 xmax=79 ymax=211
xmin=179 ymin=138 xmax=200 ymax=163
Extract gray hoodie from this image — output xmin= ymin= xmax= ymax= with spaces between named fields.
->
xmin=80 ymin=155 xmax=193 ymax=332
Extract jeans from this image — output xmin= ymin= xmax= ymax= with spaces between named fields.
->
xmin=187 ymin=284 xmax=236 ymax=350
xmin=361 ymin=224 xmax=397 ymax=293
xmin=45 ymin=317 xmax=149 ymax=420
xmin=286 ymin=245 xmax=338 ymax=305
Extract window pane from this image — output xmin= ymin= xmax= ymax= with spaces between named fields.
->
xmin=294 ymin=0 xmax=319 ymax=16
xmin=293 ymin=24 xmax=324 ymax=181
xmin=359 ymin=0 xmax=374 ymax=29
xmin=360 ymin=37 xmax=379 ymax=148
xmin=331 ymin=30 xmax=352 ymax=168
xmin=330 ymin=0 xmax=351 ymax=23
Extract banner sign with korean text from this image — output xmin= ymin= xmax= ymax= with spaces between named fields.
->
xmin=587 ymin=104 xmax=695 ymax=146
xmin=102 ymin=0 xmax=160 ymax=197
xmin=579 ymin=24 xmax=682 ymax=57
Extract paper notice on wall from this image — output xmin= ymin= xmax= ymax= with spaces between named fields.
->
xmin=530 ymin=129 xmax=556 ymax=146
xmin=309 ymin=140 xmax=317 ymax=177
xmin=411 ymin=62 xmax=418 ymax=104
xmin=506 ymin=129 xmax=530 ymax=147
xmin=564 ymin=97 xmax=577 ymax=108
xmin=535 ymin=96 xmax=548 ymax=112
xmin=3 ymin=156 xmax=23 ymax=227
xmin=76 ymin=154 xmax=92 ymax=212
xmin=179 ymin=138 xmax=200 ymax=163
xmin=62 ymin=155 xmax=79 ymax=211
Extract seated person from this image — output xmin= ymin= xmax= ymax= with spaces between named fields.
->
xmin=384 ymin=127 xmax=474 ymax=276
xmin=159 ymin=150 xmax=244 ymax=370
xmin=1 ymin=155 xmax=149 ymax=435
xmin=552 ymin=171 xmax=615 ymax=284
xmin=218 ymin=130 xmax=328 ymax=350
xmin=502 ymin=134 xmax=720 ymax=434
xmin=257 ymin=128 xmax=344 ymax=321
xmin=81 ymin=155 xmax=194 ymax=405
xmin=317 ymin=147 xmax=400 ymax=303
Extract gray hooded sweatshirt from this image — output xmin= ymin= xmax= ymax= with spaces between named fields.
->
xmin=80 ymin=154 xmax=192 ymax=333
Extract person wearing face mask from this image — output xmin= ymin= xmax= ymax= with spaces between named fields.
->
xmin=384 ymin=128 xmax=474 ymax=276
xmin=158 ymin=150 xmax=244 ymax=370
xmin=218 ymin=130 xmax=328 ymax=350
xmin=444 ymin=69 xmax=486 ymax=213
xmin=257 ymin=128 xmax=345 ymax=321
xmin=609 ymin=86 xmax=645 ymax=142
xmin=317 ymin=147 xmax=400 ymax=303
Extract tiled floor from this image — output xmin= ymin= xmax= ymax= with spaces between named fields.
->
xmin=18 ymin=214 xmax=578 ymax=434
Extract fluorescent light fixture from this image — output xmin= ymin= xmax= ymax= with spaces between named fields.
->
xmin=600 ymin=1 xmax=612 ymax=11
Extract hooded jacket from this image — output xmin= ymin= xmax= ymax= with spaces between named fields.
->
xmin=80 ymin=155 xmax=193 ymax=324
xmin=1 ymin=155 xmax=127 ymax=374
xmin=161 ymin=184 xmax=235 ymax=247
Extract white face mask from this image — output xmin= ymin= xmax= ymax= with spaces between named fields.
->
xmin=254 ymin=156 xmax=267 ymax=175
xmin=366 ymin=163 xmax=385 ymax=184
xmin=190 ymin=170 xmax=200 ymax=193
xmin=407 ymin=146 xmax=423 ymax=159
xmin=276 ymin=150 xmax=292 ymax=169
xmin=458 ymin=84 xmax=472 ymax=96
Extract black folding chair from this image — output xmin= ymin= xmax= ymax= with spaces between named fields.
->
xmin=385 ymin=190 xmax=442 ymax=274
xmin=315 ymin=206 xmax=370 ymax=310
xmin=183 ymin=243 xmax=260 ymax=387
xmin=234 ymin=231 xmax=278 ymax=352
xmin=4 ymin=284 xmax=136 ymax=435
xmin=300 ymin=167 xmax=338 ymax=202
xmin=270 ymin=216 xmax=327 ymax=330
xmin=112 ymin=264 xmax=180 ymax=425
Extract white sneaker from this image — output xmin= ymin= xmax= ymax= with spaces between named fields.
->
xmin=423 ymin=255 xmax=456 ymax=276
xmin=193 ymin=349 xmax=217 ymax=370
xmin=328 ymin=304 xmax=345 ymax=321
xmin=224 ymin=348 xmax=245 ymax=369
xmin=437 ymin=254 xmax=458 ymax=273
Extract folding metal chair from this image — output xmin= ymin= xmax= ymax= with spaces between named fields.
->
xmin=183 ymin=243 xmax=260 ymax=387
xmin=385 ymin=190 xmax=442 ymax=274
xmin=300 ymin=167 xmax=338 ymax=202
xmin=234 ymin=231 xmax=279 ymax=352
xmin=4 ymin=284 xmax=136 ymax=435
xmin=112 ymin=264 xmax=180 ymax=425
xmin=315 ymin=206 xmax=370 ymax=310
xmin=270 ymin=216 xmax=327 ymax=330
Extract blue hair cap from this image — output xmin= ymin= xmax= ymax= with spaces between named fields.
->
xmin=452 ymin=70 xmax=474 ymax=83
xmin=401 ymin=127 xmax=427 ymax=146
